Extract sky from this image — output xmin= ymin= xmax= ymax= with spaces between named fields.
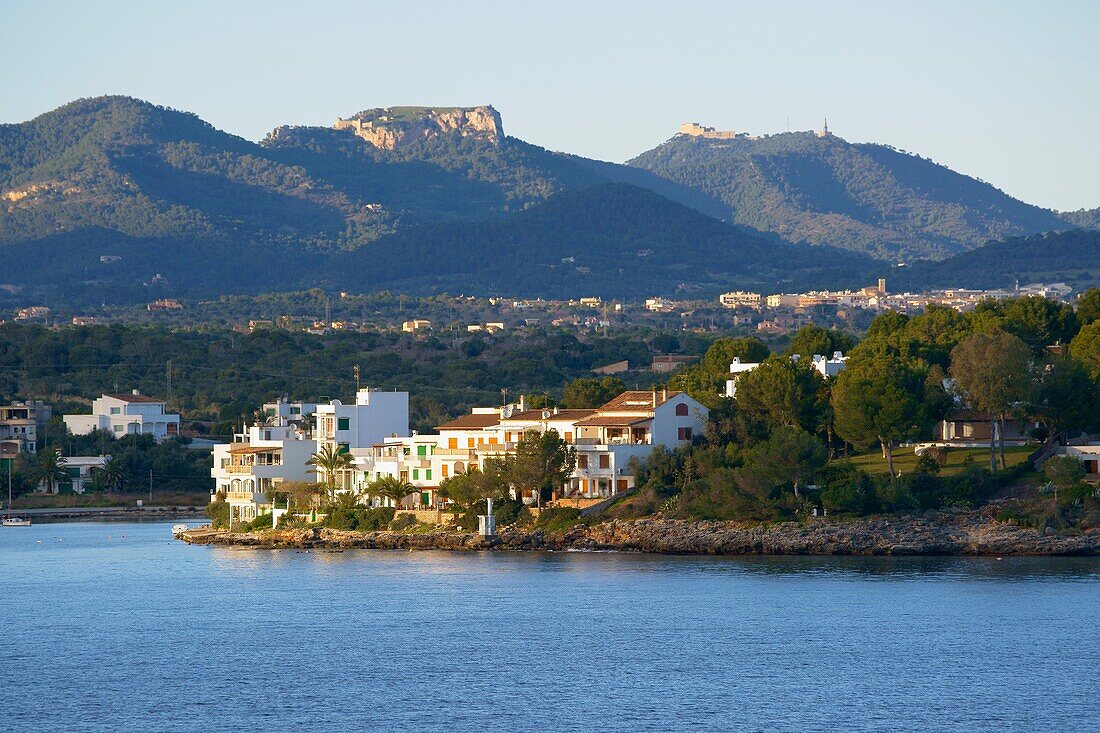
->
xmin=2 ymin=0 xmax=1098 ymax=211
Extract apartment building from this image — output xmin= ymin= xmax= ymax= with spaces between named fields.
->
xmin=0 ymin=400 xmax=51 ymax=455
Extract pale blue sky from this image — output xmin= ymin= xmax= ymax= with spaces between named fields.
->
xmin=2 ymin=0 xmax=1098 ymax=210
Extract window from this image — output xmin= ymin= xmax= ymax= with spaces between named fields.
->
xmin=338 ymin=443 xmax=350 ymax=454
xmin=488 ymin=437 xmax=498 ymax=445
xmin=113 ymin=425 xmax=123 ymax=433
xmin=578 ymin=454 xmax=589 ymax=469
xmin=412 ymin=469 xmax=419 ymax=480
xmin=417 ymin=445 xmax=427 ymax=457
xmin=425 ymin=470 xmax=432 ymax=481
xmin=442 ymin=465 xmax=449 ymax=478
xmin=467 ymin=438 xmax=475 ymax=448
xmin=337 ymin=417 xmax=350 ymax=431
xmin=675 ymin=403 xmax=689 ymax=416
xmin=564 ymin=432 xmax=573 ymax=444
xmin=448 ymin=437 xmax=458 ymax=449
xmin=110 ymin=407 xmax=121 ymax=415
xmin=678 ymin=427 xmax=693 ymax=440
xmin=290 ymin=406 xmax=301 ymax=415
xmin=599 ymin=454 xmax=610 ymax=469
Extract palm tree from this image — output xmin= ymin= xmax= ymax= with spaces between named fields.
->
xmin=370 ymin=475 xmax=414 ymax=510
xmin=28 ymin=449 xmax=70 ymax=495
xmin=99 ymin=456 xmax=127 ymax=492
xmin=306 ymin=444 xmax=354 ymax=503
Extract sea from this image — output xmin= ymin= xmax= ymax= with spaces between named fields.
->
xmin=1 ymin=520 xmax=1097 ymax=732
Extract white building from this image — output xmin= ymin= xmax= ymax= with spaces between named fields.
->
xmin=719 ymin=291 xmax=762 ymax=309
xmin=811 ymin=351 xmax=848 ymax=378
xmin=213 ymin=388 xmax=410 ymax=522
xmin=212 ymin=422 xmax=318 ymax=524
xmin=36 ymin=455 xmax=109 ymax=494
xmin=0 ymin=400 xmax=51 ymax=455
xmin=64 ymin=391 xmax=180 ymax=441
xmin=725 ymin=357 xmax=764 ymax=398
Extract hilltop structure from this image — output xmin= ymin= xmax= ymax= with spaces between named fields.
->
xmin=679 ymin=122 xmax=738 ymax=140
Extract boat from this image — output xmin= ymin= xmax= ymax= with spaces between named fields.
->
xmin=2 ymin=466 xmax=30 ymax=526
xmin=172 ymin=524 xmax=190 ymax=537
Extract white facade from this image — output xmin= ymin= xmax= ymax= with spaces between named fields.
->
xmin=64 ymin=391 xmax=180 ymax=441
xmin=211 ymin=422 xmax=318 ymax=523
xmin=36 ymin=455 xmax=108 ymax=494
xmin=719 ymin=291 xmax=762 ymax=309
xmin=725 ymin=357 xmax=763 ymax=398
xmin=313 ymin=388 xmax=410 ymax=454
xmin=811 ymin=351 xmax=848 ymax=378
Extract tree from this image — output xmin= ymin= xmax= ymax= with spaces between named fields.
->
xmin=369 ymin=475 xmax=414 ymax=509
xmin=509 ymin=429 xmax=577 ymax=507
xmin=306 ymin=444 xmax=354 ymax=503
xmin=1030 ymin=357 xmax=1100 ymax=440
xmin=1077 ymin=288 xmax=1100 ymax=327
xmin=438 ymin=458 xmax=510 ymax=508
xmin=27 ymin=449 xmax=69 ymax=494
xmin=1043 ymin=455 xmax=1086 ymax=503
xmin=98 ymin=455 xmax=127 ymax=491
xmin=733 ymin=356 xmax=826 ymax=440
xmin=832 ymin=353 xmax=926 ymax=481
xmin=784 ymin=325 xmax=855 ymax=361
xmin=561 ymin=376 xmax=625 ymax=409
xmin=736 ymin=426 xmax=826 ymax=500
xmin=1069 ymin=321 xmax=1100 ymax=380
xmin=950 ymin=330 xmax=1032 ymax=471
xmin=997 ymin=296 xmax=1079 ymax=354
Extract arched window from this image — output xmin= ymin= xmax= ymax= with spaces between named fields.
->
xmin=675 ymin=403 xmax=689 ymax=416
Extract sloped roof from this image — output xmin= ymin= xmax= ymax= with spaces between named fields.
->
xmin=503 ymin=408 xmax=596 ymax=422
xmin=598 ymin=390 xmax=683 ymax=412
xmin=436 ymin=413 xmax=501 ymax=430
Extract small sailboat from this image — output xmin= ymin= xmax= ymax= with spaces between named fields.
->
xmin=2 ymin=466 xmax=30 ymax=527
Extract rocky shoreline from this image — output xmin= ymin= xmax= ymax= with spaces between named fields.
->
xmin=20 ymin=505 xmax=207 ymax=523
xmin=182 ymin=513 xmax=1100 ymax=556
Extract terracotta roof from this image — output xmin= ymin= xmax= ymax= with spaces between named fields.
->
xmin=503 ymin=408 xmax=596 ymax=422
xmin=945 ymin=410 xmax=994 ymax=422
xmin=436 ymin=413 xmax=501 ymax=431
xmin=229 ymin=444 xmax=281 ymax=454
xmin=574 ymin=415 xmax=652 ymax=427
xmin=104 ymin=393 xmax=164 ymax=403
xmin=597 ymin=390 xmax=683 ymax=412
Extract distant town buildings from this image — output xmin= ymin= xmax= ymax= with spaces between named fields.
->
xmin=719 ymin=291 xmax=762 ymax=309
xmin=147 ymin=299 xmax=183 ymax=311
xmin=401 ymin=319 xmax=431 ymax=333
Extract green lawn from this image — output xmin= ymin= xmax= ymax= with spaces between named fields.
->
xmin=839 ymin=445 xmax=1034 ymax=476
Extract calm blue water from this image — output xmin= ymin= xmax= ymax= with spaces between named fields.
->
xmin=1 ymin=521 xmax=1097 ymax=733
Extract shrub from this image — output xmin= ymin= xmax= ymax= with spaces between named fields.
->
xmin=205 ymin=498 xmax=228 ymax=528
xmin=534 ymin=507 xmax=581 ymax=533
xmin=246 ymin=513 xmax=273 ymax=531
xmin=389 ymin=513 xmax=419 ymax=531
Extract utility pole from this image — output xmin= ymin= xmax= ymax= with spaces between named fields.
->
xmin=149 ymin=469 xmax=153 ymax=504
xmin=166 ymin=359 xmax=173 ymax=406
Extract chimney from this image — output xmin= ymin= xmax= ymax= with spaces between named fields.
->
xmin=652 ymin=389 xmax=657 ymax=407
xmin=553 ymin=406 xmax=559 ymax=415
xmin=519 ymin=394 xmax=527 ymax=412
xmin=662 ymin=387 xmax=668 ymax=401
xmin=132 ymin=389 xmax=140 ymax=396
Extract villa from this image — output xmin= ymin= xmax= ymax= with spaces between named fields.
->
xmin=63 ymin=391 xmax=180 ymax=441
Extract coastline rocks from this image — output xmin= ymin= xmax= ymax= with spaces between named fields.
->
xmin=182 ymin=513 xmax=1100 ymax=556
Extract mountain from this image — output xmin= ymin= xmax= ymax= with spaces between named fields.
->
xmin=628 ymin=127 xmax=1080 ymax=260
xmin=0 ymin=97 xmax=872 ymax=305
xmin=895 ymin=229 xmax=1100 ymax=292
xmin=327 ymin=183 xmax=875 ymax=298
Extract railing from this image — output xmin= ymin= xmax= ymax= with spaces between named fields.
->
xmin=224 ymin=465 xmax=254 ymax=475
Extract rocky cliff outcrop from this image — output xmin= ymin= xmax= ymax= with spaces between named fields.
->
xmin=183 ymin=513 xmax=1100 ymax=556
xmin=333 ymin=106 xmax=504 ymax=150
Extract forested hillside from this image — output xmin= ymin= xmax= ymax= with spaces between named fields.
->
xmin=629 ymin=131 xmax=1077 ymax=260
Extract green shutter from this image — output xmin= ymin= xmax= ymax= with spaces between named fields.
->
xmin=417 ymin=445 xmax=427 ymax=456
xmin=425 ymin=470 xmax=432 ymax=480
xmin=412 ymin=469 xmax=419 ymax=480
